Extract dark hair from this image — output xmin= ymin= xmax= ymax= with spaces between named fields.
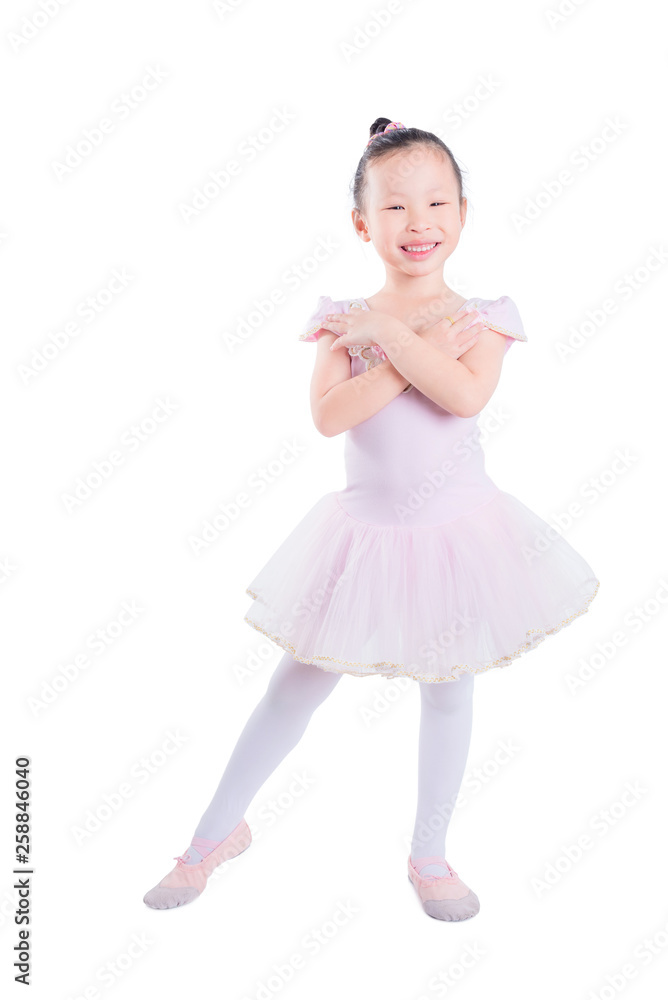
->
xmin=351 ymin=117 xmax=466 ymax=216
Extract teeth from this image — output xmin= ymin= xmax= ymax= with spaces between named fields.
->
xmin=402 ymin=243 xmax=436 ymax=252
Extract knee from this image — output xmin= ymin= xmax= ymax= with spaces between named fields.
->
xmin=420 ymin=672 xmax=474 ymax=713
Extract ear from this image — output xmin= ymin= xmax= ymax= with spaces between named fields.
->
xmin=351 ymin=208 xmax=371 ymax=243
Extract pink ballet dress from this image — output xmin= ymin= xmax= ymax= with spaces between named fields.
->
xmin=243 ymin=294 xmax=600 ymax=683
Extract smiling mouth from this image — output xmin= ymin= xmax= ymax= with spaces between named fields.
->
xmin=400 ymin=242 xmax=440 ymax=256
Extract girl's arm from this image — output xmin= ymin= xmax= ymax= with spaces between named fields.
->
xmin=375 ymin=324 xmax=507 ymax=418
xmin=310 ymin=331 xmax=410 ymax=437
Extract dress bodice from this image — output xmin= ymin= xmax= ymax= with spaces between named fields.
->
xmin=299 ymin=294 xmax=528 ymax=528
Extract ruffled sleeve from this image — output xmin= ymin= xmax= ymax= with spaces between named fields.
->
xmin=298 ymin=295 xmax=344 ymax=342
xmin=473 ymin=295 xmax=527 ymax=354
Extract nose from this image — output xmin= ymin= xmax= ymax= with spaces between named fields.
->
xmin=407 ymin=218 xmax=431 ymax=232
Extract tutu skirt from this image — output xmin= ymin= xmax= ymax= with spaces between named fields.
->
xmin=243 ymin=489 xmax=600 ymax=683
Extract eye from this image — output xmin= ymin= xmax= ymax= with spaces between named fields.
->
xmin=386 ymin=202 xmax=448 ymax=209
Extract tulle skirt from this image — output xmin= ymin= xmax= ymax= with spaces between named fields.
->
xmin=243 ymin=489 xmax=600 ymax=683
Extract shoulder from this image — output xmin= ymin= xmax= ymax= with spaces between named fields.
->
xmin=471 ymin=295 xmax=527 ymax=353
xmin=298 ymin=295 xmax=360 ymax=342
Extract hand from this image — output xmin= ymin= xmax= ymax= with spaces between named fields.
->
xmin=320 ymin=309 xmax=402 ymax=352
xmin=420 ymin=306 xmax=487 ymax=360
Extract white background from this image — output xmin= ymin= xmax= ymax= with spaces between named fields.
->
xmin=2 ymin=0 xmax=667 ymax=998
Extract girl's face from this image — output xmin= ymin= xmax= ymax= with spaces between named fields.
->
xmin=352 ymin=146 xmax=467 ymax=277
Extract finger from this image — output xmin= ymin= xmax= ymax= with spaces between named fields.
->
xmin=447 ymin=314 xmax=469 ymax=328
xmin=321 ymin=321 xmax=347 ymax=332
xmin=458 ymin=335 xmax=479 ymax=354
xmin=455 ymin=312 xmax=483 ymax=331
xmin=455 ymin=323 xmax=483 ymax=342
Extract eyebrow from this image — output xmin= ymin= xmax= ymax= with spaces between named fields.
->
xmin=383 ymin=188 xmax=449 ymax=196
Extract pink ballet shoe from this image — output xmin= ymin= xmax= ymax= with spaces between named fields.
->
xmin=407 ymin=855 xmax=480 ymax=921
xmin=143 ymin=819 xmax=252 ymax=909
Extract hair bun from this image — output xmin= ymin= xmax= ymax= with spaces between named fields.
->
xmin=369 ymin=117 xmax=392 ymax=138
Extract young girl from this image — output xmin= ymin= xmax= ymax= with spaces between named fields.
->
xmin=143 ymin=118 xmax=600 ymax=921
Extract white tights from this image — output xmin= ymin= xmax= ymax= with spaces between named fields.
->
xmin=189 ymin=652 xmax=474 ymax=874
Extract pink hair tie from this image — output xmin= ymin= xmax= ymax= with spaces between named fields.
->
xmin=366 ymin=121 xmax=407 ymax=147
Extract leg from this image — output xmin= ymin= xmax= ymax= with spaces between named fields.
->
xmin=144 ymin=652 xmax=343 ymax=907
xmin=190 ymin=651 xmax=343 ymax=853
xmin=410 ymin=671 xmax=474 ymax=876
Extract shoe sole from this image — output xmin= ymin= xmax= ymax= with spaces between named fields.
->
xmin=407 ymin=874 xmax=480 ymax=921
